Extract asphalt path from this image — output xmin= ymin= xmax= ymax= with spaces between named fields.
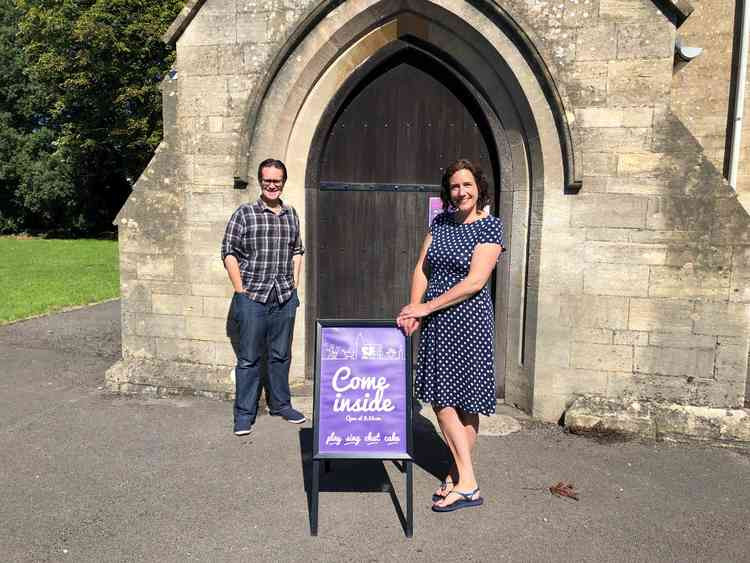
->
xmin=1 ymin=301 xmax=749 ymax=562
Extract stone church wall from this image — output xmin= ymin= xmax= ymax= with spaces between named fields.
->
xmin=108 ymin=0 xmax=750 ymax=422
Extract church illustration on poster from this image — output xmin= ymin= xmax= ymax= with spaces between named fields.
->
xmin=321 ymin=331 xmax=404 ymax=361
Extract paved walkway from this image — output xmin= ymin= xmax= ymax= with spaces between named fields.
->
xmin=1 ymin=301 xmax=749 ymax=562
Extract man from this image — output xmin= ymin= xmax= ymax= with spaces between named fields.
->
xmin=221 ymin=158 xmax=306 ymax=436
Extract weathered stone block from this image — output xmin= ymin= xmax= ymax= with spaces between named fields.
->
xmin=227 ymin=76 xmax=258 ymax=115
xmin=535 ymin=322 xmax=572 ymax=368
xmin=576 ymin=108 xmax=626 ymax=128
xmin=629 ymin=298 xmax=694 ymax=332
xmin=192 ymin=283 xmax=233 ymax=297
xmin=607 ymin=59 xmax=672 ymax=106
xmin=584 ymin=241 xmax=667 ymax=265
xmin=693 ymin=302 xmax=750 ymax=336
xmin=177 ymin=78 xmax=230 ymax=117
xmin=155 ymin=337 xmax=216 ymax=365
xmin=585 ymin=227 xmax=631 ymax=242
xmin=565 ymin=396 xmax=750 ymax=443
xmin=621 ymin=108 xmax=653 ymax=128
xmin=208 ymin=116 xmax=224 ymax=133
xmin=730 ymin=272 xmax=750 ymax=303
xmin=649 ymin=265 xmax=730 ymax=299
xmin=146 ymin=281 xmax=191 ymax=295
xmin=629 ymin=230 xmax=693 ymax=244
xmin=186 ymin=221 xmax=225 ymax=255
xmin=606 ymin=371 xmax=693 ymax=404
xmin=571 ymin=194 xmax=648 ymax=228
xmin=582 ymin=152 xmax=618 ymax=176
xmin=572 ymin=342 xmax=633 ymax=371
xmin=581 ymin=176 xmax=608 ymax=193
xmin=120 ymin=226 xmax=181 ymax=255
xmin=579 ymin=127 xmax=652 ymax=152
xmin=204 ymin=296 xmax=232 ymax=318
xmin=635 ymin=346 xmax=715 ymax=378
xmin=562 ymin=0 xmax=599 ymax=28
xmin=600 ymin=0 xmax=659 ymax=20
xmin=560 ymin=295 xmax=629 ymax=329
xmin=121 ymin=283 xmax=152 ymax=314
xmin=606 ymin=177 xmax=671 ymax=196
xmin=134 ymin=314 xmax=186 ymax=339
xmin=616 ymin=22 xmax=674 ymax=60
xmin=614 ymin=330 xmax=649 ymax=346
xmin=576 ymin=23 xmax=617 ymax=60
xmin=730 ymin=247 xmax=750 ymax=302
xmin=187 ymin=192 xmax=227 ymax=222
xmin=152 ymin=294 xmax=204 ymax=316
xmin=136 ymin=255 xmax=175 ymax=281
xmin=584 ymin=263 xmax=650 ymax=296
xmin=566 ymin=61 xmax=608 ymax=107
xmin=180 ymin=12 xmax=236 ymax=46
xmin=193 ymin=155 xmax=235 ymax=187
xmin=617 ymin=152 xmax=667 ymax=175
xmin=715 ymin=341 xmax=750 ymax=381
xmin=664 ymin=245 xmax=732 ymax=269
xmin=177 ymin=254 xmax=227 ymax=285
xmin=195 ymin=132 xmax=241 ymax=157
xmin=237 ymin=13 xmax=268 ymax=44
xmin=185 ymin=316 xmax=228 ymax=341
xmin=177 ymin=45 xmax=219 ymax=76
xmin=122 ymin=334 xmax=156 ymax=358
xmin=575 ymin=107 xmax=654 ymax=129
xmin=538 ymin=227 xmax=584 ymax=292
xmin=572 ymin=328 xmax=613 ymax=344
xmin=649 ymin=332 xmax=716 ymax=349
xmin=550 ymin=368 xmax=609 ymax=396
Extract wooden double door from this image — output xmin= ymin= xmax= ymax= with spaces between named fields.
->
xmin=316 ymin=61 xmax=497 ymax=322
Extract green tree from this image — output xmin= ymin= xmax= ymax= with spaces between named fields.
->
xmin=5 ymin=0 xmax=183 ymax=234
xmin=0 ymin=0 xmax=64 ymax=233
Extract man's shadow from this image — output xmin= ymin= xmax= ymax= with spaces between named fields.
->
xmin=297 ymin=400 xmax=452 ymax=534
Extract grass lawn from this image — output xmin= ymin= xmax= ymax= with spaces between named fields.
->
xmin=0 ymin=237 xmax=119 ymax=324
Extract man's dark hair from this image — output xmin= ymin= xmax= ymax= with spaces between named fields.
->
xmin=440 ymin=158 xmax=491 ymax=212
xmin=257 ymin=158 xmax=288 ymax=184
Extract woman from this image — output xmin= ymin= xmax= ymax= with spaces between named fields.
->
xmin=397 ymin=158 xmax=504 ymax=512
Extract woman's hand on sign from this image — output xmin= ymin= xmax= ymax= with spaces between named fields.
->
xmin=398 ymin=302 xmax=432 ymax=320
xmin=397 ymin=316 xmax=421 ymax=336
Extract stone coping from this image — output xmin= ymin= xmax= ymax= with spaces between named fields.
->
xmin=565 ymin=395 xmax=750 ymax=446
xmin=163 ymin=0 xmax=207 ymax=44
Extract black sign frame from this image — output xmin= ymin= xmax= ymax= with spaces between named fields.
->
xmin=310 ymin=318 xmax=414 ymax=537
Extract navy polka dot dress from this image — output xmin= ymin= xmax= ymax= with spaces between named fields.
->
xmin=415 ymin=211 xmax=505 ymax=416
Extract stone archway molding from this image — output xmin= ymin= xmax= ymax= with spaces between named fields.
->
xmin=234 ymin=0 xmax=581 ymax=194
xmin=241 ymin=0 xmax=570 ymax=415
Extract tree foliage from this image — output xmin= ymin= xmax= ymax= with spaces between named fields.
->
xmin=0 ymin=0 xmax=183 ymax=235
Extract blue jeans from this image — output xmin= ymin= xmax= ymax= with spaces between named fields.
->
xmin=230 ymin=290 xmax=299 ymax=431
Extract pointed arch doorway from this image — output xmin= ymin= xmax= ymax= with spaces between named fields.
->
xmin=306 ymin=44 xmax=512 ymax=397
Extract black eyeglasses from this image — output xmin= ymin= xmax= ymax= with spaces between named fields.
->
xmin=261 ymin=179 xmax=284 ymax=186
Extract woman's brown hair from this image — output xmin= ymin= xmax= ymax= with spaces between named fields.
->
xmin=440 ymin=158 xmax=490 ymax=212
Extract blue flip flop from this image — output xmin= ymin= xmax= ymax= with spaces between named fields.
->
xmin=431 ymin=480 xmax=454 ymax=503
xmin=431 ymin=488 xmax=483 ymax=512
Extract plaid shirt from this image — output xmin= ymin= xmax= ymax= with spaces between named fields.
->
xmin=221 ymin=198 xmax=304 ymax=303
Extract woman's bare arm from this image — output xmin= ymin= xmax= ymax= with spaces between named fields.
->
xmin=398 ymin=242 xmax=503 ymax=320
xmin=397 ymin=233 xmax=432 ymax=334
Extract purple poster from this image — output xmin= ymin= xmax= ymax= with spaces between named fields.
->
xmin=428 ymin=196 xmax=443 ymax=227
xmin=316 ymin=325 xmax=409 ymax=458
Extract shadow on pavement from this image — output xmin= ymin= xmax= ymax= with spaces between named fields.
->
xmin=297 ymin=404 xmax=454 ymax=536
